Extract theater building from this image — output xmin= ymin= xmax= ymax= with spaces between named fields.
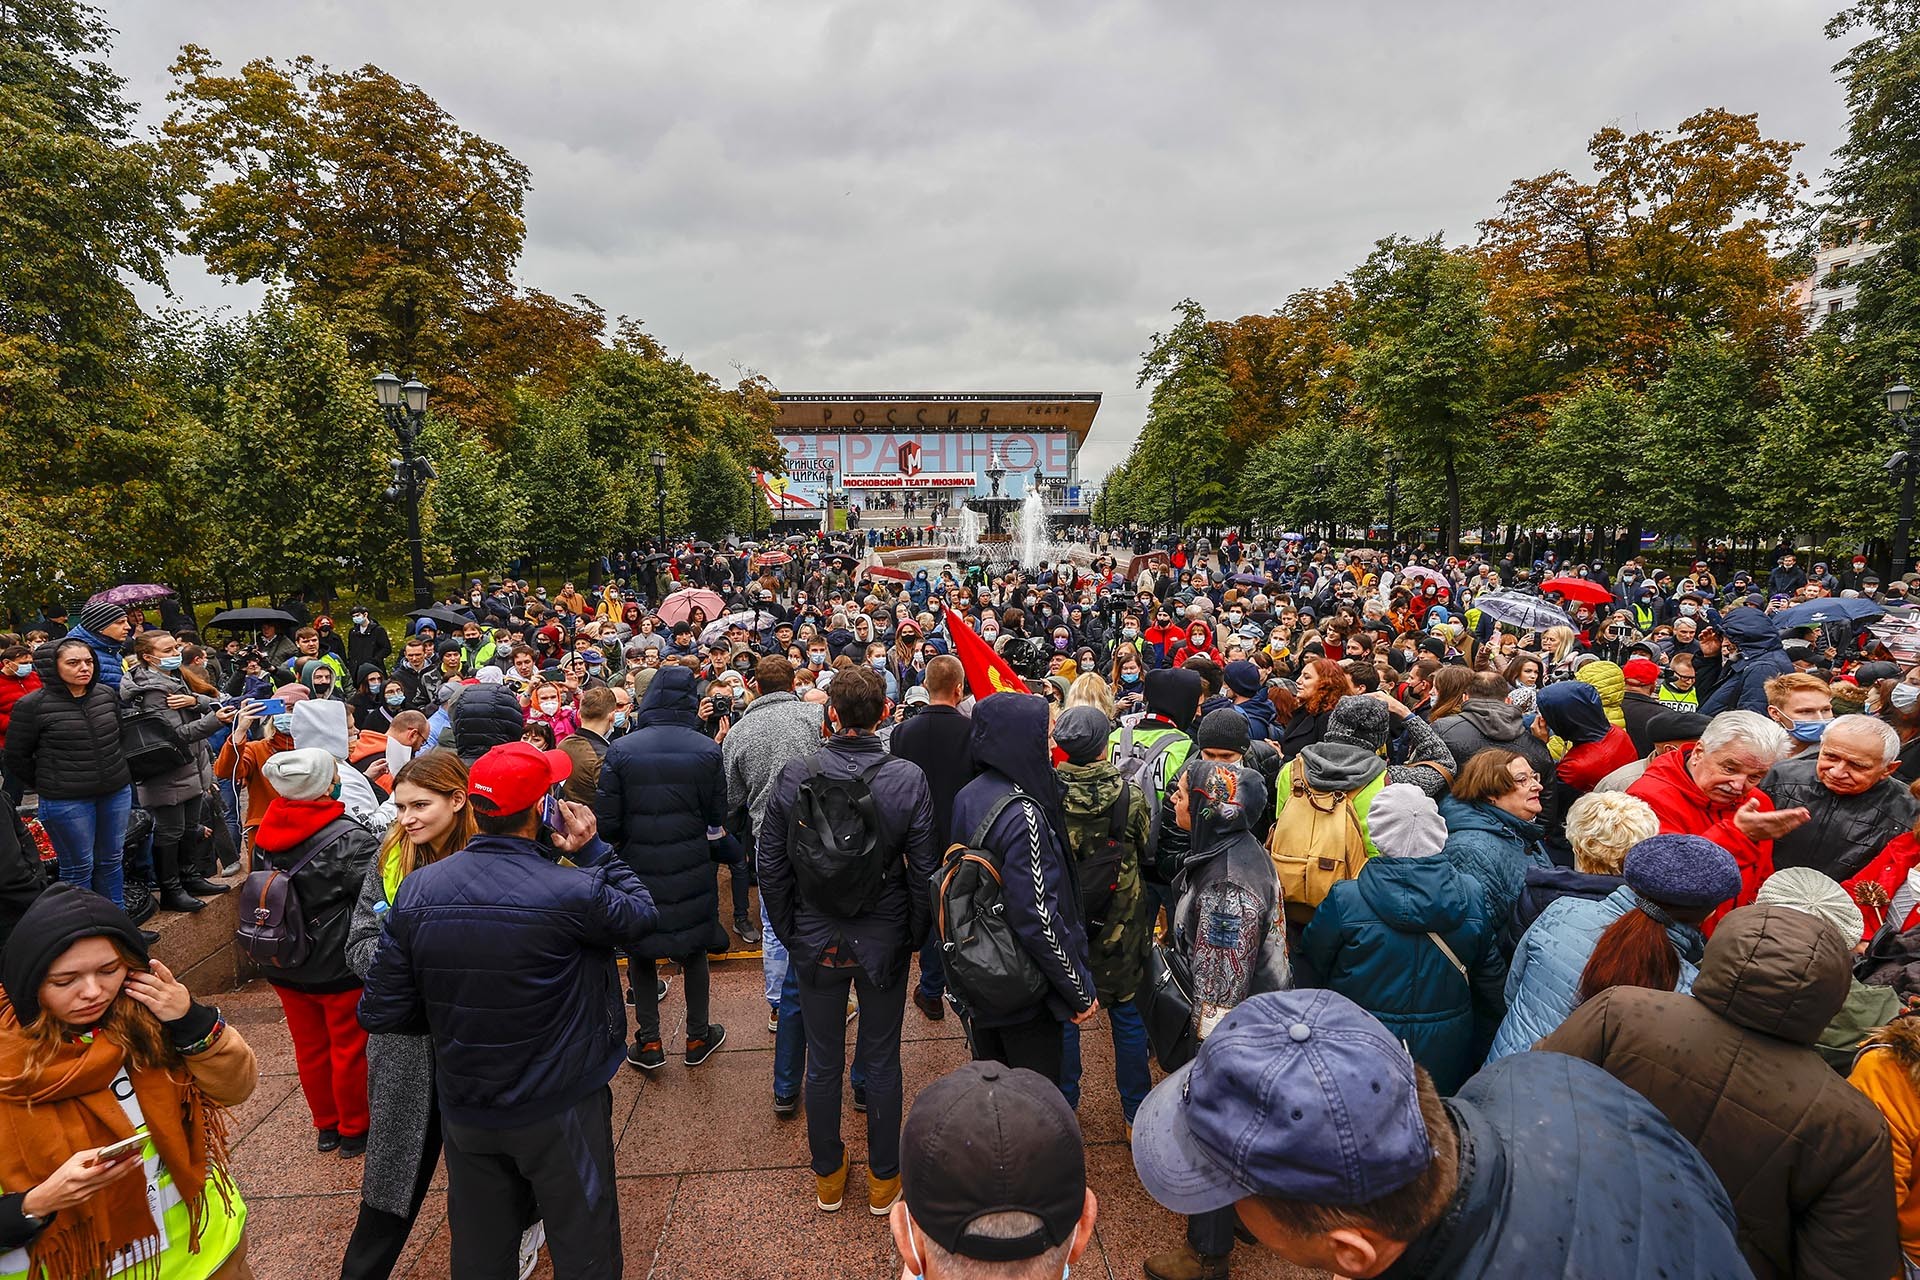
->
xmin=761 ymin=391 xmax=1100 ymax=522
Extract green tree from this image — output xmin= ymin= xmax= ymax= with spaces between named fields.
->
xmin=0 ymin=0 xmax=185 ymax=606
xmin=163 ymin=47 xmax=531 ymax=380
xmin=512 ymin=396 xmax=621 ymax=572
xmin=419 ymin=413 xmax=528 ymax=578
xmin=1345 ymin=236 xmax=1495 ymax=555
xmin=1537 ymin=379 xmax=1650 ymax=532
xmin=681 ymin=441 xmax=752 ymax=541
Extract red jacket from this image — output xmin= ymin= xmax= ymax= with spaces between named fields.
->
xmin=0 ymin=670 xmax=41 ymax=746
xmin=1845 ymin=832 xmax=1920 ymax=941
xmin=1627 ymin=747 xmax=1776 ymax=933
xmin=1555 ymin=728 xmax=1638 ymax=794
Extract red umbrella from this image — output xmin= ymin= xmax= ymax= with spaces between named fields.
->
xmin=752 ymin=550 xmax=792 ymax=567
xmin=1539 ymin=576 xmax=1615 ymax=607
xmin=861 ymin=566 xmax=912 ymax=582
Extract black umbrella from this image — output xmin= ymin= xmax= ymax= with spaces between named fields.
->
xmin=206 ymin=607 xmax=299 ymax=630
xmin=407 ymin=605 xmax=476 ymax=630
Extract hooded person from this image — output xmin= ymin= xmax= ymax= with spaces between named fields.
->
xmin=445 ymin=678 xmax=526 ymax=765
xmin=65 ymin=599 xmax=132 ymax=693
xmin=290 ymin=698 xmax=383 ymax=830
xmin=297 ymin=656 xmax=347 ymax=702
xmin=1276 ymin=694 xmax=1457 ymax=863
xmin=1052 ymin=704 xmax=1155 ymax=1126
xmin=351 ymin=663 xmax=401 ymax=734
xmin=1149 ymin=757 xmax=1290 ymax=1277
xmin=1534 ymin=681 xmax=1636 ymax=824
xmin=1490 ymin=833 xmax=1741 ymax=1059
xmin=593 ymin=663 xmax=731 ymax=1072
xmin=1220 ymin=660 xmax=1275 ymax=742
xmin=1540 ymin=904 xmax=1900 ymax=1280
xmin=1753 ymin=866 xmax=1900 ymax=1073
xmin=1298 ymin=784 xmax=1506 ymax=1093
xmin=949 ymin=693 xmax=1097 ymax=1083
xmin=1700 ymin=607 xmax=1797 ymax=716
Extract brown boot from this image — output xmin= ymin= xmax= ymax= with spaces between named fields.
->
xmin=1142 ymin=1242 xmax=1231 ymax=1280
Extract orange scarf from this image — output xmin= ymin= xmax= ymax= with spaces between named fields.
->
xmin=0 ymin=997 xmax=231 ymax=1280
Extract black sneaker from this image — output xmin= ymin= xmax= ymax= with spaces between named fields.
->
xmin=316 ymin=1127 xmax=341 ymax=1153
xmin=773 ymin=1093 xmax=799 ymax=1116
xmin=852 ymin=1084 xmax=867 ymax=1114
xmin=733 ymin=915 xmax=762 ymax=944
xmin=657 ymin=976 xmax=669 ymax=1000
xmin=684 ymin=1024 xmax=727 ymax=1067
xmin=339 ymin=1132 xmax=367 ymax=1159
xmin=627 ymin=1041 xmax=667 ymax=1071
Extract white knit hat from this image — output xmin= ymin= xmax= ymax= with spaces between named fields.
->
xmin=262 ymin=747 xmax=339 ymax=802
xmin=1756 ymin=866 xmax=1864 ymax=946
xmin=1367 ymin=784 xmax=1447 ymax=858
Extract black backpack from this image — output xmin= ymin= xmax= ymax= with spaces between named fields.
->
xmin=120 ymin=712 xmax=191 ymax=782
xmin=932 ymin=790 xmax=1049 ymax=1018
xmin=235 ymin=818 xmax=359 ymax=969
xmin=1074 ymin=787 xmax=1133 ymax=929
xmin=787 ymin=757 xmax=890 ymax=916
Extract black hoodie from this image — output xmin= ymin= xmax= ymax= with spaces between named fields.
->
xmin=4 ymin=643 xmax=130 ymax=799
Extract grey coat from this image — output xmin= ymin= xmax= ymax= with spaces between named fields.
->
xmin=721 ymin=690 xmax=826 ymax=834
xmin=345 ymin=853 xmax=436 ymax=1217
xmin=119 ymin=663 xmax=224 ymax=807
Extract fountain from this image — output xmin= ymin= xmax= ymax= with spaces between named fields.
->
xmin=956 ymin=504 xmax=983 ymax=548
xmin=963 ymin=457 xmax=1021 ymax=553
xmin=1014 ymin=487 xmax=1052 ymax=568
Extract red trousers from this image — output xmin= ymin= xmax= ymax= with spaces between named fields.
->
xmin=274 ymin=985 xmax=369 ymax=1138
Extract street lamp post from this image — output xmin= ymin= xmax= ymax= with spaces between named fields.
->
xmin=650 ymin=448 xmax=669 ymax=547
xmin=1385 ymin=447 xmax=1401 ymax=549
xmin=374 ymin=372 xmax=434 ymax=609
xmin=1889 ymin=384 xmax=1917 ymax=575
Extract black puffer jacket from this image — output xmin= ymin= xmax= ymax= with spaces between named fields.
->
xmin=449 ymin=682 xmax=527 ymax=763
xmin=251 ymin=798 xmax=379 ymax=993
xmin=1761 ymin=754 xmax=1919 ymax=881
xmin=595 ymin=666 xmax=727 ymax=959
xmin=3 ymin=643 xmax=130 ymax=799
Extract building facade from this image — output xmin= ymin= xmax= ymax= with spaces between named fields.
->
xmin=762 ymin=391 xmax=1101 ymax=521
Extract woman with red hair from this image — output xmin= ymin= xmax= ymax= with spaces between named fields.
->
xmin=1275 ymin=657 xmax=1353 ymax=762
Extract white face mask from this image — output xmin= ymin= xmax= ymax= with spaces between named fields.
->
xmin=539 ymin=698 xmax=560 ymax=714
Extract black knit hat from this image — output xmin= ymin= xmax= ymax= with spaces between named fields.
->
xmin=1195 ymin=708 xmax=1252 ymax=755
xmin=1 ymin=883 xmax=149 ymax=1026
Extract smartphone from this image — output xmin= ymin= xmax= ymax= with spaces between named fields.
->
xmin=539 ymin=786 xmax=563 ymax=833
xmin=90 ymin=1133 xmax=147 ymax=1166
xmin=254 ymin=698 xmax=286 ymax=718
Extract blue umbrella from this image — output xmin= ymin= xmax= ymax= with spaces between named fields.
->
xmin=1774 ymin=597 xmax=1884 ymax=630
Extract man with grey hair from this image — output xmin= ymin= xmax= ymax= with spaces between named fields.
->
xmin=1629 ymin=710 xmax=1811 ymax=915
xmin=1762 ymin=713 xmax=1918 ymax=882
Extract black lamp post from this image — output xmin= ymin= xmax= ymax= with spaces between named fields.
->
xmin=650 ymin=447 xmax=668 ymax=546
xmin=374 ymin=371 xmax=434 ymax=608
xmin=1889 ymin=383 xmax=1917 ymax=575
xmin=1385 ymin=447 xmax=1401 ymax=548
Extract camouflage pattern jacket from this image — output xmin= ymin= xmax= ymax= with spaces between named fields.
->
xmin=1056 ymin=759 xmax=1153 ymax=1003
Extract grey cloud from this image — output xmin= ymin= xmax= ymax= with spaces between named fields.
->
xmin=109 ymin=0 xmax=1847 ymax=483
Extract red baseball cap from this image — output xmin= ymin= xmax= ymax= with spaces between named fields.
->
xmin=1622 ymin=657 xmax=1662 ymax=685
xmin=467 ymin=741 xmax=572 ymax=814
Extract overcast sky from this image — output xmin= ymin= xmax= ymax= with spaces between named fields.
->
xmin=108 ymin=0 xmax=1853 ymax=480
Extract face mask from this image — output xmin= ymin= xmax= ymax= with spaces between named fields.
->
xmin=1121 ymin=670 xmax=1140 ymax=685
xmin=271 ymin=713 xmax=293 ymax=732
xmin=869 ymin=656 xmax=888 ymax=670
xmin=809 ymin=653 xmax=826 ymax=668
xmin=540 ymin=698 xmax=560 ymax=714
xmin=313 ymin=682 xmax=332 ymax=697
xmin=329 ymin=779 xmax=343 ymax=802
xmin=1679 ymin=604 xmax=1698 ymax=617
xmin=1894 ymin=683 xmax=1920 ymax=713
xmin=1053 ymin=637 xmax=1069 ymax=651
xmin=981 ymin=628 xmax=999 ymax=641
xmin=1788 ymin=718 xmax=1830 ymax=744
xmin=1226 ymin=611 xmax=1242 ymax=624
xmin=385 ymin=689 xmax=405 ymax=706
xmin=351 ymin=615 xmax=368 ymax=628
xmin=1123 ymin=627 xmax=1139 ymax=640
xmin=158 ymin=655 xmax=183 ymax=671
xmin=613 ymin=711 xmax=628 ymax=730
xmin=12 ymin=664 xmax=29 ymax=678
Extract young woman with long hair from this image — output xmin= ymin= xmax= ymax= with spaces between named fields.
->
xmin=1276 ymin=657 xmax=1354 ymax=762
xmin=0 ymin=884 xmax=257 ymax=1279
xmin=121 ymin=631 xmax=237 ymax=913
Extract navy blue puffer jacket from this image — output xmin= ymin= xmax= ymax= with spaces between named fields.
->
xmin=449 ymin=682 xmax=527 ymax=762
xmin=595 ymin=666 xmax=727 ymax=959
xmin=357 ymin=833 xmax=657 ymax=1129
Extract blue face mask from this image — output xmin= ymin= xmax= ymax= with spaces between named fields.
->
xmin=1120 ymin=671 xmax=1140 ymax=685
xmin=271 ymin=713 xmax=294 ymax=732
xmin=870 ymin=656 xmax=888 ymax=671
xmin=613 ymin=711 xmax=628 ymax=730
xmin=13 ymin=663 xmax=31 ymax=678
xmin=1788 ymin=718 xmax=1830 ymax=744
xmin=158 ymin=655 xmax=183 ymax=671
xmin=385 ymin=689 xmax=406 ymax=706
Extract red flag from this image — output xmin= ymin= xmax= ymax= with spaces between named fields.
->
xmin=941 ymin=605 xmax=1028 ymax=700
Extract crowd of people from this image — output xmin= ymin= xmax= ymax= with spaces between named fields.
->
xmin=2 ymin=525 xmax=1920 ymax=1278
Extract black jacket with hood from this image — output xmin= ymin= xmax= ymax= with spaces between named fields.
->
xmin=4 ymin=642 xmax=130 ymax=800
xmin=948 ymin=693 xmax=1096 ymax=1028
xmin=1433 ymin=697 xmax=1557 ymax=812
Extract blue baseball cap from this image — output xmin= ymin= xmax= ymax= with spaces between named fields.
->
xmin=1131 ymin=991 xmax=1431 ymax=1214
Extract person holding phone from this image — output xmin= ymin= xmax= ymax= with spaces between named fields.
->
xmin=0 ymin=882 xmax=258 ymax=1278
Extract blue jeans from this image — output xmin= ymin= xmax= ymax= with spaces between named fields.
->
xmin=760 ymin=898 xmax=786 ymax=1008
xmin=916 ymin=935 xmax=944 ymax=1001
xmin=37 ymin=787 xmax=132 ymax=907
xmin=773 ymin=961 xmax=865 ymax=1101
xmin=1060 ymin=995 xmax=1152 ymax=1123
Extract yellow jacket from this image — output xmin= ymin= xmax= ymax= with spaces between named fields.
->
xmin=1849 ymin=1021 xmax=1920 ymax=1272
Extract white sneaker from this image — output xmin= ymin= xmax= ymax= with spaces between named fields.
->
xmin=518 ymin=1220 xmax=545 ymax=1280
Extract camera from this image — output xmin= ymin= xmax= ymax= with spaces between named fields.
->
xmin=1001 ymin=635 xmax=1050 ymax=680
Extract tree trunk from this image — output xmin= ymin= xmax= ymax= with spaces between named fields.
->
xmin=1443 ymin=450 xmax=1462 ymax=559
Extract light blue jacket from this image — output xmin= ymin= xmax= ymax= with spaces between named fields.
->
xmin=1487 ymin=885 xmax=1703 ymax=1060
